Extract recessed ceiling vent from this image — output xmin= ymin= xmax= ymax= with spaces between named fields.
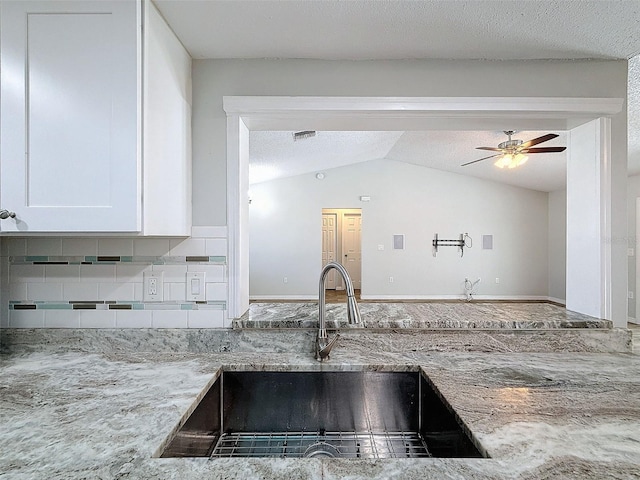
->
xmin=292 ymin=130 xmax=316 ymax=141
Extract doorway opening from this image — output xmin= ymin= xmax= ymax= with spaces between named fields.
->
xmin=322 ymin=209 xmax=362 ymax=298
xmin=225 ymin=96 xmax=622 ymax=322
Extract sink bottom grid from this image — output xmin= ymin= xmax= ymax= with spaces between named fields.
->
xmin=210 ymin=430 xmax=431 ymax=458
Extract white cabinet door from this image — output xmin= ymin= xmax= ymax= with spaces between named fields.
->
xmin=0 ymin=1 xmax=140 ymax=232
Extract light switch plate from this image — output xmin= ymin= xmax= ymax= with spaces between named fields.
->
xmin=143 ymin=271 xmax=164 ymax=302
xmin=186 ymin=272 xmax=206 ymax=301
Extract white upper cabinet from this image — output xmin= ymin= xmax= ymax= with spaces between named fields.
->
xmin=0 ymin=0 xmax=191 ymax=234
xmin=142 ymin=0 xmax=192 ymax=236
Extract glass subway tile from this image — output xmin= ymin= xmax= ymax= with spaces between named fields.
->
xmin=39 ymin=304 xmax=73 ymax=310
xmin=72 ymin=304 xmax=96 ymax=310
xmin=13 ymin=304 xmax=37 ymax=310
xmin=25 ymin=256 xmax=49 ymax=262
xmin=97 ymin=256 xmax=120 ymax=262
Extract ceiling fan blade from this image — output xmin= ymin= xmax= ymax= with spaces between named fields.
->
xmin=476 ymin=146 xmax=503 ymax=152
xmin=521 ymin=147 xmax=567 ymax=154
xmin=519 ymin=133 xmax=559 ymax=149
xmin=461 ymin=154 xmax=500 ymax=167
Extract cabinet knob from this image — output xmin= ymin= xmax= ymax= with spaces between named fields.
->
xmin=0 ymin=209 xmax=16 ymax=219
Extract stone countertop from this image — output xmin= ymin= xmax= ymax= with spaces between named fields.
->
xmin=236 ymin=302 xmax=612 ymax=330
xmin=2 ymin=340 xmax=639 ymax=479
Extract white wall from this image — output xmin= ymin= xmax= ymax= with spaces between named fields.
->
xmin=193 ymin=58 xmax=628 ymax=322
xmin=566 ymin=119 xmax=616 ymax=320
xmin=548 ymin=189 xmax=567 ymax=303
xmin=192 ymin=58 xmax=626 ymax=226
xmin=250 ymin=159 xmax=549 ymax=299
xmin=628 ymin=174 xmax=640 ymax=318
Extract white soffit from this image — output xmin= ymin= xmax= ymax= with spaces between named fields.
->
xmin=154 ymin=1 xmax=640 ymax=61
xmin=225 ymin=96 xmax=622 ymax=132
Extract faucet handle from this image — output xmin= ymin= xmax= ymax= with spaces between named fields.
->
xmin=316 ymin=333 xmax=340 ymax=361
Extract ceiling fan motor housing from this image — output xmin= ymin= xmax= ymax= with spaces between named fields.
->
xmin=498 ymin=139 xmax=523 ymax=150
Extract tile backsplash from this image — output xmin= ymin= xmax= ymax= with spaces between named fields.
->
xmin=1 ymin=228 xmax=229 ymax=329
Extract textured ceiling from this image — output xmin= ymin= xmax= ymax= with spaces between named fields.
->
xmin=249 ymin=130 xmax=567 ymax=192
xmin=249 ymin=131 xmax=403 ymax=184
xmin=154 ymin=0 xmax=640 ymax=60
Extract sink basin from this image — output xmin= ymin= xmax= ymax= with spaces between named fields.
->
xmin=158 ymin=369 xmax=486 ymax=459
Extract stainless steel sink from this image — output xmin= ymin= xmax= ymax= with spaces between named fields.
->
xmin=158 ymin=369 xmax=486 ymax=459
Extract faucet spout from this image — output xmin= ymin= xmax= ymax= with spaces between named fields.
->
xmin=316 ymin=261 xmax=361 ymax=361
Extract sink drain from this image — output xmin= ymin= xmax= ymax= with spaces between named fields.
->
xmin=303 ymin=442 xmax=340 ymax=458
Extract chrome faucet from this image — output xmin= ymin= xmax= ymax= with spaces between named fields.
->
xmin=316 ymin=261 xmax=361 ymax=361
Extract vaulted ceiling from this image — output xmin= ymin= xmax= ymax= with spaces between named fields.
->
xmin=249 ymin=130 xmax=568 ymax=191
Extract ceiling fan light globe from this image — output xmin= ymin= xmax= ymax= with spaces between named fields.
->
xmin=494 ymin=158 xmax=506 ymax=168
xmin=515 ymin=154 xmax=528 ymax=166
xmin=496 ymin=153 xmax=513 ymax=168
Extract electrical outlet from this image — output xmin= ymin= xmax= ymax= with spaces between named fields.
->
xmin=148 ymin=278 xmax=157 ymax=295
xmin=143 ymin=272 xmax=164 ymax=302
xmin=186 ymin=272 xmax=206 ymax=301
xmin=378 ymin=244 xmax=384 ymax=251
xmin=389 ymin=276 xmax=394 ymax=283
xmin=495 ymin=277 xmax=500 ymax=284
xmin=283 ymin=277 xmax=288 ymax=284
xmin=629 ymin=291 xmax=634 ymax=299
xmin=629 ymin=248 xmax=635 ymax=257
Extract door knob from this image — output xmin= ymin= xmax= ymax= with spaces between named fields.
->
xmin=0 ymin=209 xmax=16 ymax=219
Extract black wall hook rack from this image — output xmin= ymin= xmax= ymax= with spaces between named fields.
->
xmin=432 ymin=233 xmax=472 ymax=257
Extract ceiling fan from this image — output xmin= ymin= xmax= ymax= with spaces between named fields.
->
xmin=461 ymin=130 xmax=566 ymax=168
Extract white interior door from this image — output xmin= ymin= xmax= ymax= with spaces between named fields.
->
xmin=342 ymin=213 xmax=361 ymax=290
xmin=322 ymin=213 xmax=337 ymax=289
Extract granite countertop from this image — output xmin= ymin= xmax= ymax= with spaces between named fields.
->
xmin=2 ymin=334 xmax=639 ymax=479
xmin=236 ymin=302 xmax=613 ymax=329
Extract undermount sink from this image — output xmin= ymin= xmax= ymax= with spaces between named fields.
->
xmin=158 ymin=368 xmax=486 ymax=459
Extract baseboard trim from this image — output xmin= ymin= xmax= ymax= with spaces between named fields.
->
xmin=359 ymin=294 xmax=555 ymax=302
xmin=547 ymin=297 xmax=567 ymax=306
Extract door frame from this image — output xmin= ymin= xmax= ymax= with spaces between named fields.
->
xmin=224 ymin=96 xmax=623 ymax=319
xmin=322 ymin=208 xmax=362 ymax=291
xmin=321 ymin=211 xmax=338 ymax=290
xmin=340 ymin=211 xmax=362 ymax=291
